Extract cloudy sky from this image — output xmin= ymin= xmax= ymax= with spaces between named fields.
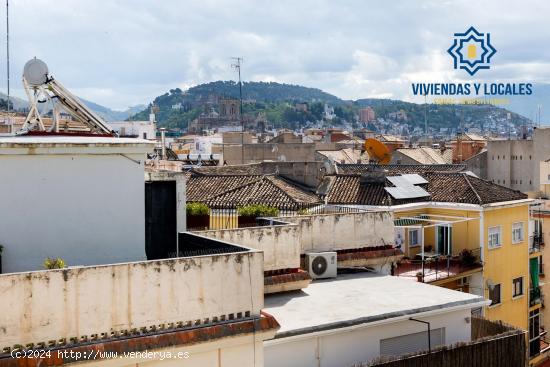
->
xmin=2 ymin=0 xmax=550 ymax=110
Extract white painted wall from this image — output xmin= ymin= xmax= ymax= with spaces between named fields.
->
xmin=109 ymin=121 xmax=156 ymax=140
xmin=0 ymin=250 xmax=264 ymax=349
xmin=200 ymin=225 xmax=301 ymax=271
xmin=199 ymin=212 xmax=395 ymax=272
xmin=0 ymin=139 xmax=153 ymax=273
xmin=0 ymin=153 xmax=146 ymax=272
xmin=283 ymin=211 xmax=395 ymax=253
xmin=79 ymin=336 xmax=267 ymax=367
xmin=264 ymin=308 xmax=472 ymax=367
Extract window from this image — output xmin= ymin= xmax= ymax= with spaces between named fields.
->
xmin=408 ymin=228 xmax=420 ymax=247
xmin=489 ymin=283 xmax=501 ymax=306
xmin=143 ymin=132 xmax=147 ymax=139
xmin=488 ymin=226 xmax=502 ymax=249
xmin=513 ymin=277 xmax=524 ymax=297
xmin=380 ymin=328 xmax=445 ymax=357
xmin=512 ymin=222 xmax=524 ymax=244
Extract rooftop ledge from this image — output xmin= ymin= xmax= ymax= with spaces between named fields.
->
xmin=0 ymin=233 xmax=264 ymax=351
xmin=0 ymin=136 xmax=155 ymax=155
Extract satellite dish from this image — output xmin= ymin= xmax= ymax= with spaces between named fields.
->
xmin=364 ymin=138 xmax=391 ymax=165
xmin=23 ymin=58 xmax=49 ymax=86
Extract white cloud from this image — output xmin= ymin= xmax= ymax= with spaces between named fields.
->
xmin=0 ymin=0 xmax=549 ymax=109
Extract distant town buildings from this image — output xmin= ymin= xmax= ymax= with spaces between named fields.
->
xmin=359 ymin=106 xmax=376 ymax=122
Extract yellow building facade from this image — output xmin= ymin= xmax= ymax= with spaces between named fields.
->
xmin=394 ymin=200 xmax=538 ymax=361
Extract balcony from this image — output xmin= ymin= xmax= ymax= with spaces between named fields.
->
xmin=394 ymin=248 xmax=483 ymax=283
xmin=530 ymin=233 xmax=544 ymax=255
xmin=530 ymin=287 xmax=542 ymax=307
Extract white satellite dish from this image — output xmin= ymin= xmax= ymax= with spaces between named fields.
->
xmin=23 ymin=58 xmax=49 ymax=86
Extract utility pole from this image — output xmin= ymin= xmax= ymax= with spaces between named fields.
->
xmin=424 ymin=93 xmax=428 ymax=144
xmin=6 ymin=0 xmax=10 ymax=115
xmin=231 ymin=57 xmax=244 ymax=164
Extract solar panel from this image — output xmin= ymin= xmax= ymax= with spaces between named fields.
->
xmin=387 ymin=174 xmax=428 ymax=186
xmin=385 ymin=186 xmax=430 ymax=199
xmin=401 ymin=174 xmax=428 ymax=185
xmin=386 ymin=176 xmax=410 ymax=187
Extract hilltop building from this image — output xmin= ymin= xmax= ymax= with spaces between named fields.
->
xmin=359 ymin=106 xmax=376 ymax=122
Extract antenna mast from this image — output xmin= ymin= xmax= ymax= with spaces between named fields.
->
xmin=6 ymin=0 xmax=9 ymax=115
xmin=231 ymin=57 xmax=244 ymax=163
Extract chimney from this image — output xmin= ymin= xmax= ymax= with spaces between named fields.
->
xmin=160 ymin=128 xmax=166 ymax=160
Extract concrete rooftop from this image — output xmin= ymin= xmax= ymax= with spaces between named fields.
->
xmin=264 ymin=272 xmax=487 ymax=338
xmin=0 ymin=136 xmax=153 ymax=146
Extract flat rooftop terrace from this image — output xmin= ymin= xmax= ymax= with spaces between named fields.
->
xmin=264 ymin=272 xmax=487 ymax=338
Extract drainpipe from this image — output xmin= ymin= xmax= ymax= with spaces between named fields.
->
xmin=409 ymin=317 xmax=431 ymax=353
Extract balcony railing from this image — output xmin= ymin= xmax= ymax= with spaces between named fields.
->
xmin=395 ymin=247 xmax=483 ymax=283
xmin=530 ymin=234 xmax=544 ymax=254
xmin=530 ymin=287 xmax=542 ymax=307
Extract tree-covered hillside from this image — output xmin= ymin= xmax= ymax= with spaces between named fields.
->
xmin=129 ymin=81 xmax=531 ymax=131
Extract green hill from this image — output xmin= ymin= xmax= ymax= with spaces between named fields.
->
xmin=129 ymin=81 xmax=531 ymax=131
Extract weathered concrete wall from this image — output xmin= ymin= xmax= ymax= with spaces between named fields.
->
xmin=223 ymin=143 xmax=317 ymax=165
xmin=199 ymin=212 xmax=395 ymax=271
xmin=465 ymin=150 xmax=488 ymax=179
xmin=283 ymin=211 xmax=395 ymax=253
xmin=0 ymin=251 xmax=264 ymax=349
xmin=200 ymin=225 xmax=301 ymax=271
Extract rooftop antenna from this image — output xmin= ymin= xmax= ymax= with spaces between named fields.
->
xmin=423 ymin=93 xmax=428 ymax=144
xmin=5 ymin=0 xmax=10 ymax=115
xmin=231 ymin=57 xmax=244 ymax=163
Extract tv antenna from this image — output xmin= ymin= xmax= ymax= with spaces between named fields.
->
xmin=5 ymin=0 xmax=10 ymax=114
xmin=231 ymin=57 xmax=244 ymax=163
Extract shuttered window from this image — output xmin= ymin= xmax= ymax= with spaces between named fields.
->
xmin=380 ymin=328 xmax=445 ymax=357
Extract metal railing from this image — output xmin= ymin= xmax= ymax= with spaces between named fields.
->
xmin=530 ymin=234 xmax=543 ymax=254
xmin=530 ymin=287 xmax=542 ymax=307
xmin=187 ymin=203 xmax=374 ymax=230
xmin=395 ymin=247 xmax=483 ymax=282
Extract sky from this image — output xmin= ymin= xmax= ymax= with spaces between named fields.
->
xmin=1 ymin=0 xmax=550 ymax=111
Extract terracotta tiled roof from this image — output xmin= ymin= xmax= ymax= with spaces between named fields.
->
xmin=191 ymin=163 xmax=265 ymax=176
xmin=425 ymin=172 xmax=527 ymax=205
xmin=187 ymin=174 xmax=321 ymax=210
xmin=337 ymin=163 xmax=466 ymax=174
xmin=395 ymin=147 xmax=453 ymax=164
xmin=0 ymin=313 xmax=279 ymax=366
xmin=323 ymin=175 xmax=393 ymax=206
xmin=323 ymin=171 xmax=527 ymax=206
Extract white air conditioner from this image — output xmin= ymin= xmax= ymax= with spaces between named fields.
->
xmin=305 ymin=252 xmax=337 ymax=279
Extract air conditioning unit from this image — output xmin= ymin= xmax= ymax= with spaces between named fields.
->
xmin=305 ymin=252 xmax=337 ymax=279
